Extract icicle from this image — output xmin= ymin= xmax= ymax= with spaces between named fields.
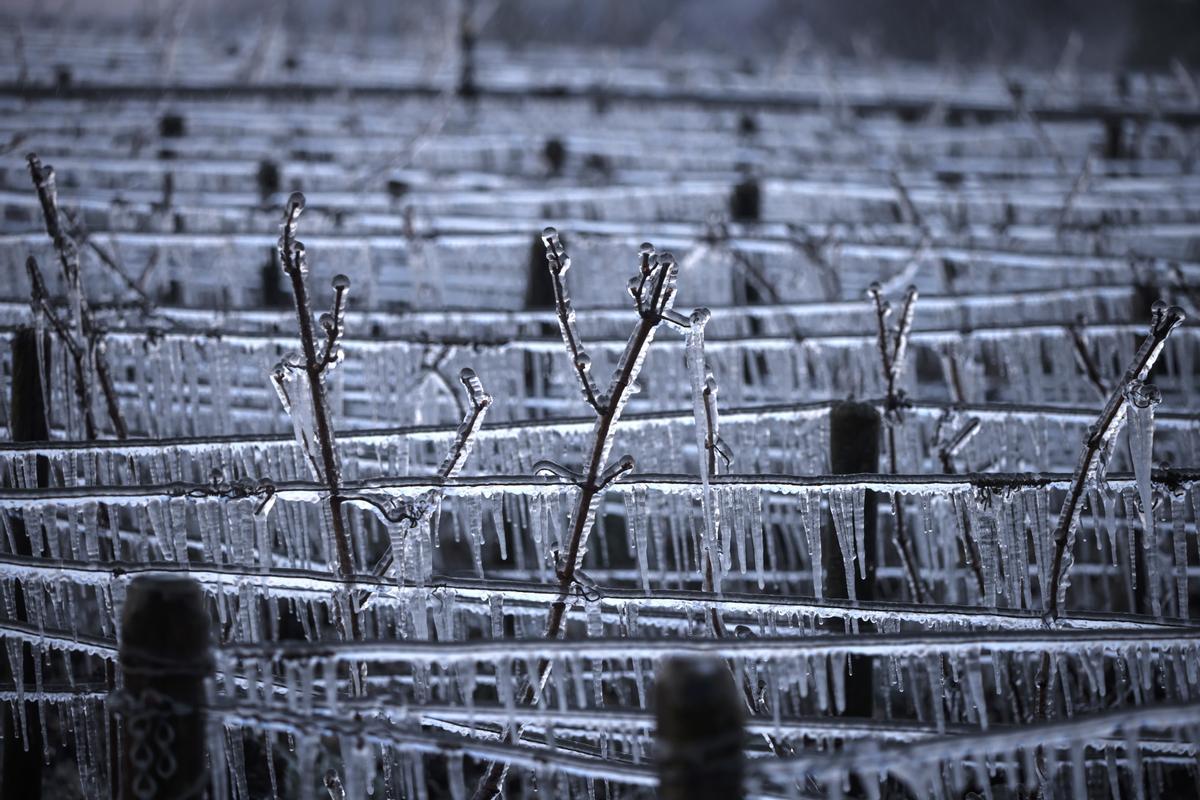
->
xmin=624 ymin=486 xmax=651 ymax=593
xmin=1125 ymin=381 xmax=1161 ymax=555
xmin=829 ymin=489 xmax=858 ymax=602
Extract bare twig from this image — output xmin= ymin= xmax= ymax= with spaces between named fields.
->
xmin=1004 ymin=79 xmax=1068 ymax=176
xmin=868 ymin=282 xmax=928 ymax=603
xmin=544 ymin=232 xmax=604 ymax=414
xmin=1055 ymin=155 xmax=1092 ymax=231
xmin=1066 ymin=315 xmax=1109 ymax=400
xmin=361 ymin=367 xmax=492 ymax=584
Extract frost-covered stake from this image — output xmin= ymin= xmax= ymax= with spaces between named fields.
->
xmin=471 ymin=229 xmax=713 ymax=799
xmin=25 ymin=154 xmax=126 ymax=440
xmin=867 ymin=282 xmax=926 ymax=601
xmin=1044 ymin=301 xmax=1186 ymax=621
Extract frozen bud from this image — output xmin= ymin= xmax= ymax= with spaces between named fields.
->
xmin=1124 ymin=380 xmax=1162 ymax=409
xmin=867 ymin=281 xmax=882 ymax=295
xmin=541 ymin=226 xmax=559 ymax=246
xmin=659 ymin=252 xmax=676 ymax=268
xmin=331 ymin=273 xmax=351 ymax=292
xmin=319 ymin=312 xmax=334 ymax=331
xmin=574 ymin=353 xmax=592 ymax=372
xmin=291 ymin=243 xmax=309 ymax=274
xmin=616 ymin=454 xmax=635 ymax=472
xmin=690 ymin=307 xmax=711 ymax=327
xmin=1150 ymin=302 xmax=1186 ymax=336
xmin=704 ymin=375 xmax=719 ymax=395
xmin=627 ymin=275 xmax=641 ymax=297
xmin=638 ymin=242 xmax=655 ymax=274
xmin=286 ymin=191 xmax=306 ymax=218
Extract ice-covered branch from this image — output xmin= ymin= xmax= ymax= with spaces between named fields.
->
xmin=471 ymin=232 xmax=704 ymax=799
xmin=275 ymin=192 xmax=356 ymax=596
xmin=541 ymin=227 xmax=604 ymax=414
xmin=25 ymin=153 xmax=127 ymax=439
xmin=1045 ymin=301 xmax=1187 ymax=620
xmin=366 ymin=368 xmax=491 ymax=582
xmin=868 ymin=281 xmax=927 ymax=602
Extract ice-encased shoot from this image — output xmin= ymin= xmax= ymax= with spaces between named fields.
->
xmin=25 ymin=153 xmax=127 ymax=440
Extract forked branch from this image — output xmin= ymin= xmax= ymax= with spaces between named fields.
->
xmin=26 ymin=153 xmax=127 ymax=440
xmin=471 ymin=230 xmax=706 ymax=799
xmin=363 ymin=368 xmax=493 ymax=582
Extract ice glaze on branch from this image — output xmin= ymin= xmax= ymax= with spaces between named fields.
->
xmin=1045 ymin=300 xmax=1187 ymax=620
xmin=542 ymin=227 xmax=604 ymax=414
xmin=868 ymin=282 xmax=928 ymax=603
xmin=471 ymin=230 xmax=707 ymax=800
xmin=25 ymin=153 xmax=127 ymax=439
xmin=364 ymin=367 xmax=492 ymax=581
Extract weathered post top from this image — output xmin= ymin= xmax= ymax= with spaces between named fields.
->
xmin=655 ymin=655 xmax=745 ymax=800
xmin=118 ymin=574 xmax=212 ymax=800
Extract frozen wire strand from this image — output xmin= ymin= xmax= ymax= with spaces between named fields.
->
xmin=214 ymin=705 xmax=659 ymax=788
xmin=2 ymin=468 xmax=1198 ymax=506
xmin=13 ymin=318 xmax=1200 ymax=361
xmin=751 ymin=700 xmax=1200 ymax=782
xmin=343 ymin=702 xmax=1199 ymax=759
xmin=4 ymin=396 xmax=1195 ymax=461
xmin=0 ymin=552 xmax=1183 ymax=632
xmin=1045 ymin=302 xmax=1188 ymax=621
xmin=0 ymin=618 xmax=117 ymax=659
xmin=218 ymin=625 xmax=1200 ymax=663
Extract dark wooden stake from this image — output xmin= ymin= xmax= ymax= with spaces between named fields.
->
xmin=824 ymin=401 xmax=880 ymax=718
xmin=1 ymin=327 xmax=49 ymax=797
xmin=655 ymin=656 xmax=744 ymax=800
xmin=118 ymin=575 xmax=212 ymax=800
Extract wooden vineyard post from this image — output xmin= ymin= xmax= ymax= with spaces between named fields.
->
xmin=826 ymin=401 xmax=881 ymax=718
xmin=117 ymin=575 xmax=212 ymax=800
xmin=655 ymin=655 xmax=745 ymax=800
xmin=1 ymin=327 xmax=49 ymax=796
